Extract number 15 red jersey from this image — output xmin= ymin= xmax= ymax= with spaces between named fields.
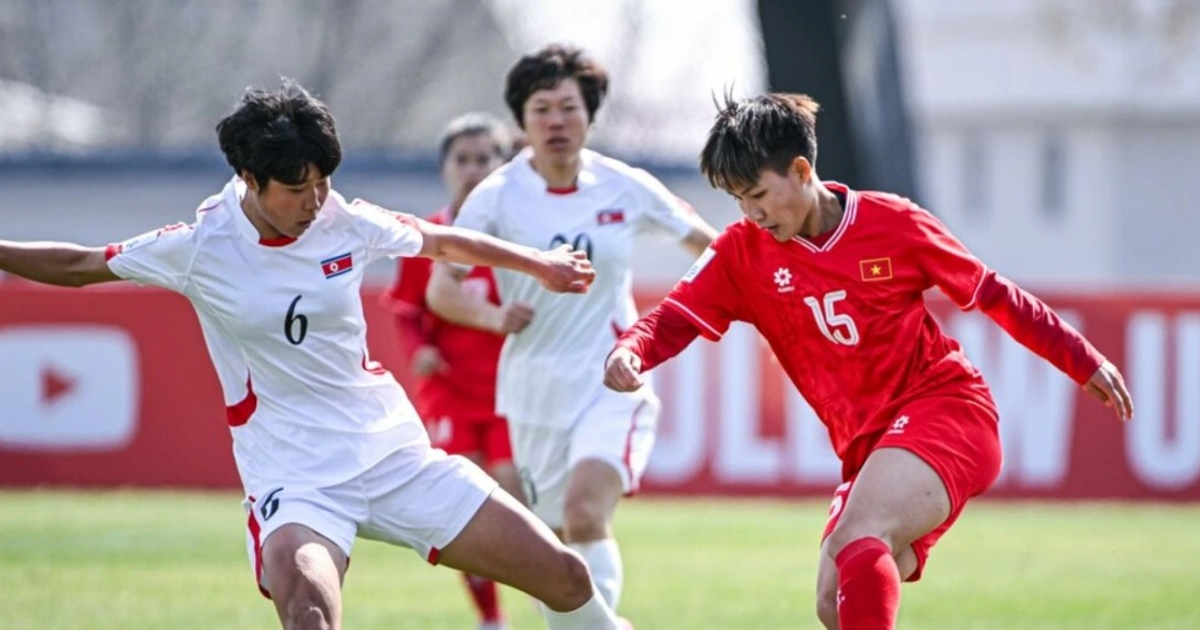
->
xmin=664 ymin=182 xmax=996 ymax=464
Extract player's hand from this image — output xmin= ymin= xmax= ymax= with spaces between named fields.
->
xmin=411 ymin=345 xmax=447 ymax=377
xmin=604 ymin=347 xmax=645 ymax=392
xmin=489 ymin=302 xmax=535 ymax=335
xmin=536 ymin=244 xmax=595 ymax=294
xmin=1084 ymin=360 xmax=1133 ymax=421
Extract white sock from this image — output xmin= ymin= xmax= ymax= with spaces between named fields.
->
xmin=569 ymin=538 xmax=623 ymax=611
xmin=540 ymin=590 xmax=620 ymax=630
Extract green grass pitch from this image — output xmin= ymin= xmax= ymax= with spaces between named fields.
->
xmin=1 ymin=491 xmax=1198 ymax=629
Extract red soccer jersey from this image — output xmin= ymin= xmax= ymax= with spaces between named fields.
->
xmin=382 ymin=208 xmax=504 ymax=419
xmin=664 ymin=182 xmax=998 ymax=472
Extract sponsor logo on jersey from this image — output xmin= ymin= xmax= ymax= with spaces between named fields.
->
xmin=774 ymin=267 xmax=794 ymax=292
xmin=321 ymin=253 xmax=354 ymax=279
xmin=596 ymin=209 xmax=626 ymax=225
xmin=859 ymin=257 xmax=894 ymax=281
xmin=681 ymin=247 xmax=716 ymax=283
xmin=0 ymin=325 xmax=138 ymax=450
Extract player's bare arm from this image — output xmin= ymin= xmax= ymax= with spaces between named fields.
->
xmin=414 ymin=218 xmax=594 ymax=293
xmin=426 ymin=262 xmax=535 ymax=334
xmin=0 ymin=240 xmax=120 ymax=287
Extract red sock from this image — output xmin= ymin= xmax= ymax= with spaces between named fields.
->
xmin=462 ymin=573 xmax=502 ymax=623
xmin=834 ymin=537 xmax=900 ymax=630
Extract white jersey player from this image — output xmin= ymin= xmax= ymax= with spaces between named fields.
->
xmin=427 ymin=45 xmax=716 ymax=619
xmin=0 ymin=80 xmax=631 ymax=630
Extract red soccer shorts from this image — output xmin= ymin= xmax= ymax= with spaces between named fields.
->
xmin=822 ymin=394 xmax=1002 ymax=581
xmin=425 ymin=413 xmax=513 ymax=467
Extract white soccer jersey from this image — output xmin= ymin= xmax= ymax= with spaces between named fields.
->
xmin=106 ymin=177 xmax=428 ymax=492
xmin=453 ymin=148 xmax=695 ymax=427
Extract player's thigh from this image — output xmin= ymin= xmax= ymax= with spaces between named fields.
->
xmin=509 ymin=421 xmax=573 ymax=529
xmin=260 ymin=524 xmax=349 ymax=613
xmin=826 ymin=446 xmax=951 ymax=555
xmin=828 ymin=396 xmax=1002 ymax=556
xmin=438 ymin=489 xmax=593 ymax=611
xmin=244 ymin=486 xmax=357 ymax=602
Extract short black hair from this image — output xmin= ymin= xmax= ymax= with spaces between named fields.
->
xmin=216 ymin=79 xmax=341 ymax=190
xmin=504 ymin=43 xmax=609 ymax=129
xmin=436 ymin=113 xmax=512 ymax=165
xmin=699 ymin=93 xmax=820 ymax=193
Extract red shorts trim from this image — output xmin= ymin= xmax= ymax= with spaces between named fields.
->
xmin=822 ymin=395 xmax=1001 ymax=582
xmin=246 ymin=496 xmax=272 ymax=600
xmin=426 ymin=414 xmax=513 ymax=466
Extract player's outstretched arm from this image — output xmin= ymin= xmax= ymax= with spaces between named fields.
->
xmin=604 ymin=303 xmax=702 ymax=392
xmin=0 ymin=240 xmax=120 ymax=287
xmin=974 ymin=272 xmax=1134 ymax=420
xmin=415 ymin=220 xmax=594 ymax=294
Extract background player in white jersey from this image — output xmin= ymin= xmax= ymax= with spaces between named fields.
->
xmin=0 ymin=80 xmax=629 ymax=630
xmin=427 ymin=44 xmax=718 ymax=620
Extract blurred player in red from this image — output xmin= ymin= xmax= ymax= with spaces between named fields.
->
xmin=604 ymin=93 xmax=1134 ymax=630
xmin=382 ymin=113 xmax=528 ymax=630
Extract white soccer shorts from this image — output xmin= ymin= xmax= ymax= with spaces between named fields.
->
xmin=509 ymin=388 xmax=659 ymax=530
xmin=242 ymin=441 xmax=497 ymax=598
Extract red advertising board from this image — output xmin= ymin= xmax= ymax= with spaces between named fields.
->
xmin=1 ymin=282 xmax=1198 ymax=501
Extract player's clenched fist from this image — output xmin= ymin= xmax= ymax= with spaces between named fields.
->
xmin=604 ymin=347 xmax=645 ymax=392
xmin=536 ymin=244 xmax=595 ymax=293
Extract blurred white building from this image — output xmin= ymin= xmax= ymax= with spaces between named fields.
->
xmin=897 ymin=0 xmax=1200 ymax=287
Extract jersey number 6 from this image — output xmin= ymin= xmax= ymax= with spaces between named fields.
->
xmin=285 ymin=295 xmax=308 ymax=346
xmin=803 ymin=290 xmax=860 ymax=346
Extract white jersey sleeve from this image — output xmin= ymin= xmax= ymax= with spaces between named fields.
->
xmin=453 ymin=177 xmax=502 ymax=236
xmin=105 ymin=222 xmax=199 ymax=293
xmin=627 ymin=168 xmax=695 ymax=240
xmin=346 ymin=198 xmax=425 ymax=264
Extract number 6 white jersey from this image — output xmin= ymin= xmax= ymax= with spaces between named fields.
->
xmin=453 ymin=148 xmax=695 ymax=427
xmin=106 ymin=177 xmax=427 ymax=492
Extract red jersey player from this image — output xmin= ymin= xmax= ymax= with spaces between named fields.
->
xmin=604 ymin=93 xmax=1134 ymax=630
xmin=382 ymin=113 xmax=530 ymax=630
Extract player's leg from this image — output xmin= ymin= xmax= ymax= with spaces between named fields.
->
xmin=814 ymin=481 xmax=918 ymax=630
xmin=815 ymin=533 xmax=918 ymax=630
xmin=825 ymin=398 xmax=1002 ymax=629
xmin=438 ymin=488 xmax=623 ymax=629
xmin=261 ymin=524 xmax=349 ymax=630
xmin=361 ymin=443 xmax=621 ymax=630
xmin=560 ymin=394 xmax=656 ymax=611
xmin=824 ymin=447 xmax=946 ymax=629
xmin=244 ymin=488 xmax=358 ymax=630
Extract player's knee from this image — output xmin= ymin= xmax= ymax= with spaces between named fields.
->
xmin=825 ymin=520 xmax=898 ymax=560
xmin=815 ymin=592 xmax=840 ymax=629
xmin=562 ymin=497 xmax=608 ymax=542
xmin=282 ymin=597 xmax=333 ymax=630
xmin=542 ymin=548 xmax=595 ymax=612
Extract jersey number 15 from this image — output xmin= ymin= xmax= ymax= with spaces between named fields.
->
xmin=803 ymin=290 xmax=859 ymax=346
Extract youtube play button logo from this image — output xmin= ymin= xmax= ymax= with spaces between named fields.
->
xmin=0 ymin=325 xmax=138 ymax=450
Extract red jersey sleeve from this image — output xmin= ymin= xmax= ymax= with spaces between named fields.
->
xmin=383 ymin=256 xmax=433 ymax=315
xmin=906 ymin=203 xmax=1105 ymax=385
xmin=662 ymin=236 xmax=743 ymax=341
xmin=909 ymin=206 xmax=988 ymax=309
